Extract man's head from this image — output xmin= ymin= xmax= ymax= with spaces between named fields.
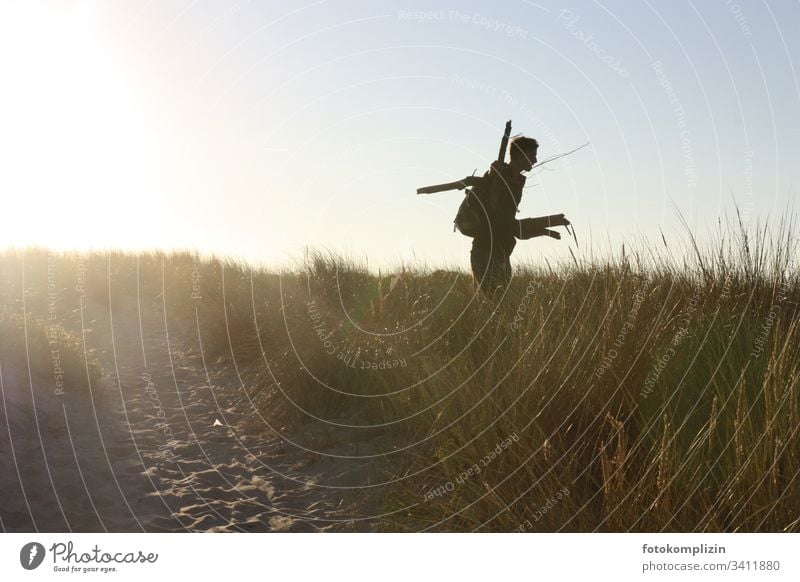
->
xmin=509 ymin=136 xmax=538 ymax=173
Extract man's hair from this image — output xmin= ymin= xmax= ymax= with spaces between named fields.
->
xmin=509 ymin=136 xmax=538 ymax=161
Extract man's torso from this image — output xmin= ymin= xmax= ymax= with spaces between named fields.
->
xmin=472 ymin=162 xmax=526 ymax=253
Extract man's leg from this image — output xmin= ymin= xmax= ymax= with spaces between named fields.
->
xmin=471 ymin=239 xmax=511 ymax=299
xmin=498 ymin=249 xmax=512 ymax=291
xmin=470 ymin=239 xmax=493 ymax=296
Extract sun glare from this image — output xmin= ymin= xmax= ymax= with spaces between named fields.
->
xmin=0 ymin=2 xmax=161 ymax=252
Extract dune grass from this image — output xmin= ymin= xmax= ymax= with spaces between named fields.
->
xmin=2 ymin=214 xmax=798 ymax=532
xmin=0 ymin=248 xmax=104 ymax=399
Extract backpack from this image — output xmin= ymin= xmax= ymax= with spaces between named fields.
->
xmin=453 ymin=187 xmax=487 ymax=237
xmin=453 ymin=162 xmax=505 ymax=237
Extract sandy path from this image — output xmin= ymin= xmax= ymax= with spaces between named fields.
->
xmin=1 ymin=294 xmax=391 ymax=532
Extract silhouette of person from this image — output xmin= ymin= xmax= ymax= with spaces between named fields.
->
xmin=469 ymin=136 xmax=569 ymax=298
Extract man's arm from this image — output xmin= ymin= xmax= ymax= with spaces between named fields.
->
xmin=516 ymin=214 xmax=571 ymax=240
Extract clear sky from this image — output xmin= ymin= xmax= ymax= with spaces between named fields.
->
xmin=1 ymin=0 xmax=798 ymax=271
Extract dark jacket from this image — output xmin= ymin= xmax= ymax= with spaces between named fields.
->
xmin=472 ymin=161 xmax=526 ymax=254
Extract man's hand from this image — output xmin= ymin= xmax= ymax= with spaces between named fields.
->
xmin=543 ymin=229 xmax=561 ymax=240
xmin=550 ymin=213 xmax=570 ymax=227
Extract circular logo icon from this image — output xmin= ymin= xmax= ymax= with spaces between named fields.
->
xmin=20 ymin=542 xmax=46 ymax=570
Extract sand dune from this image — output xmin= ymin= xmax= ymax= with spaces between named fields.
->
xmin=1 ymin=296 xmax=388 ymax=532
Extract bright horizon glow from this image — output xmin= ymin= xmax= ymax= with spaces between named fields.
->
xmin=0 ymin=1 xmax=798 ymax=271
xmin=0 ymin=2 xmax=170 ymax=254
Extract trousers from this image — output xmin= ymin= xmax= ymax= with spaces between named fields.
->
xmin=470 ymin=236 xmax=514 ymax=298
